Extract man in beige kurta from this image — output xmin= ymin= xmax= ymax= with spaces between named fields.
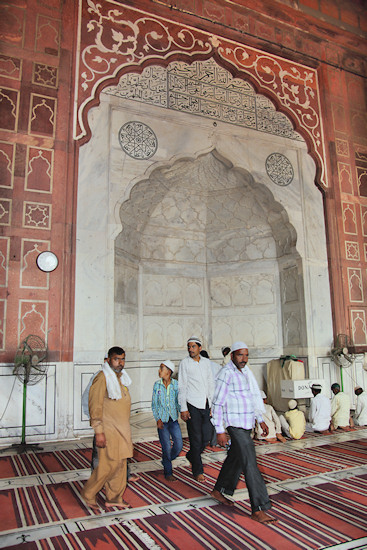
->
xmin=81 ymin=346 xmax=133 ymax=509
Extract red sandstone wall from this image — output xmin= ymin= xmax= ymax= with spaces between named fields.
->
xmin=0 ymin=0 xmax=77 ymax=362
xmin=0 ymin=0 xmax=366 ymax=362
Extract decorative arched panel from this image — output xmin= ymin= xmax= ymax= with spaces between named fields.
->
xmin=75 ymin=0 xmax=328 ymax=187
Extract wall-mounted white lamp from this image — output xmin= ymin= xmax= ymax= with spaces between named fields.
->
xmin=36 ymin=251 xmax=59 ymax=272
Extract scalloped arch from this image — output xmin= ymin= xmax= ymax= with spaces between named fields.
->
xmin=75 ymin=0 xmax=328 ymax=188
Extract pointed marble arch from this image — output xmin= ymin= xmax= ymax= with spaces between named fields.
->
xmin=75 ymin=0 xmax=328 ymax=188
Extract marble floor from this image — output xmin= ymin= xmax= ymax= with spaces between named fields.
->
xmin=0 ymin=413 xmax=366 ymax=549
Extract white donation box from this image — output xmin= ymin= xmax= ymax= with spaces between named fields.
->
xmin=281 ymin=379 xmax=325 ymax=399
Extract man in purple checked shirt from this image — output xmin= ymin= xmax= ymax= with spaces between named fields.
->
xmin=210 ymin=341 xmax=277 ymax=524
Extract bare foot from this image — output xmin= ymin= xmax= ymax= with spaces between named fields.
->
xmin=128 ymin=473 xmax=140 ymax=482
xmin=211 ymin=489 xmax=234 ymax=507
xmin=105 ymin=500 xmax=131 ymax=509
xmin=83 ymin=499 xmax=99 ymax=510
xmin=277 ymin=434 xmax=287 ymax=443
xmin=194 ymin=473 xmax=205 ymax=482
xmin=267 ymin=438 xmax=277 ymax=444
xmin=250 ymin=510 xmax=277 ymax=524
xmin=165 ymin=475 xmax=177 ymax=482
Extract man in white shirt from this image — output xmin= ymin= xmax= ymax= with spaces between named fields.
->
xmin=354 ymin=386 xmax=367 ymax=426
xmin=178 ymin=336 xmax=214 ymax=481
xmin=306 ymin=383 xmax=331 ymax=434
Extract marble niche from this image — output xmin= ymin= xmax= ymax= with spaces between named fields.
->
xmin=71 ymin=58 xmax=336 ymax=436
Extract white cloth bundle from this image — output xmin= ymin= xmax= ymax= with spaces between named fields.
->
xmin=102 ymin=361 xmax=132 ymax=400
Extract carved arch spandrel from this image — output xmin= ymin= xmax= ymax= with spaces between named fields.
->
xmin=75 ymin=0 xmax=328 ymax=188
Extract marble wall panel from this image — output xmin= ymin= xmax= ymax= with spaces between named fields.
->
xmin=143 ymin=315 xmax=205 ymax=350
xmin=0 ymin=141 xmax=15 ymax=188
xmin=210 ymin=273 xmax=276 ymax=309
xmin=0 ymin=364 xmax=55 ymax=440
xmin=114 ymin=258 xmax=138 ymax=308
xmin=114 ymin=311 xmax=138 ymax=351
xmin=143 ymin=274 xmax=204 ymax=313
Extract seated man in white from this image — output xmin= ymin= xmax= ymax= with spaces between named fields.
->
xmin=305 ymin=383 xmax=331 ymax=434
xmin=254 ymin=391 xmax=286 ymax=443
xmin=354 ymin=386 xmax=367 ymax=426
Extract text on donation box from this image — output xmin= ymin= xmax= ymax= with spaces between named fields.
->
xmin=281 ymin=379 xmax=325 ymax=399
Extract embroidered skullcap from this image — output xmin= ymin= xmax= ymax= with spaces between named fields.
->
xmin=288 ymin=399 xmax=298 ymax=410
xmin=311 ymin=383 xmax=322 ymax=390
xmin=231 ymin=341 xmax=248 ymax=353
xmin=331 ymin=383 xmax=340 ymax=391
xmin=260 ymin=391 xmax=266 ymax=399
xmin=161 ymin=360 xmax=175 ymax=373
xmin=187 ymin=336 xmax=202 ymax=346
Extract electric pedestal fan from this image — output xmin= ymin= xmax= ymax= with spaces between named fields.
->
xmin=1 ymin=335 xmax=48 ymax=454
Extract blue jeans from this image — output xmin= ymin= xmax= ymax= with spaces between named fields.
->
xmin=158 ymin=419 xmax=183 ymax=477
xmin=214 ymin=426 xmax=271 ymax=513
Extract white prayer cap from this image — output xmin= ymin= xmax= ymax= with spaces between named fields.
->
xmin=187 ymin=336 xmax=202 ymax=346
xmin=288 ymin=399 xmax=298 ymax=410
xmin=230 ymin=341 xmax=248 ymax=353
xmin=260 ymin=391 xmax=266 ymax=399
xmin=311 ymin=383 xmax=322 ymax=390
xmin=221 ymin=346 xmax=230 ymax=354
xmin=161 ymin=360 xmax=175 ymax=373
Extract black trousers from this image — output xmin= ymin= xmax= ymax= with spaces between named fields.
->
xmin=186 ymin=402 xmax=212 ymax=476
xmin=214 ymin=426 xmax=271 ymax=513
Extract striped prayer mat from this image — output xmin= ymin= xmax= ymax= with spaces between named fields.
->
xmin=0 ymin=431 xmax=349 ymax=478
xmin=132 ymin=474 xmax=367 ymax=550
xmin=14 ymin=473 xmax=367 ymax=550
xmin=0 ymin=448 xmax=92 ymax=479
xmin=1 ymin=442 xmax=364 ymax=533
